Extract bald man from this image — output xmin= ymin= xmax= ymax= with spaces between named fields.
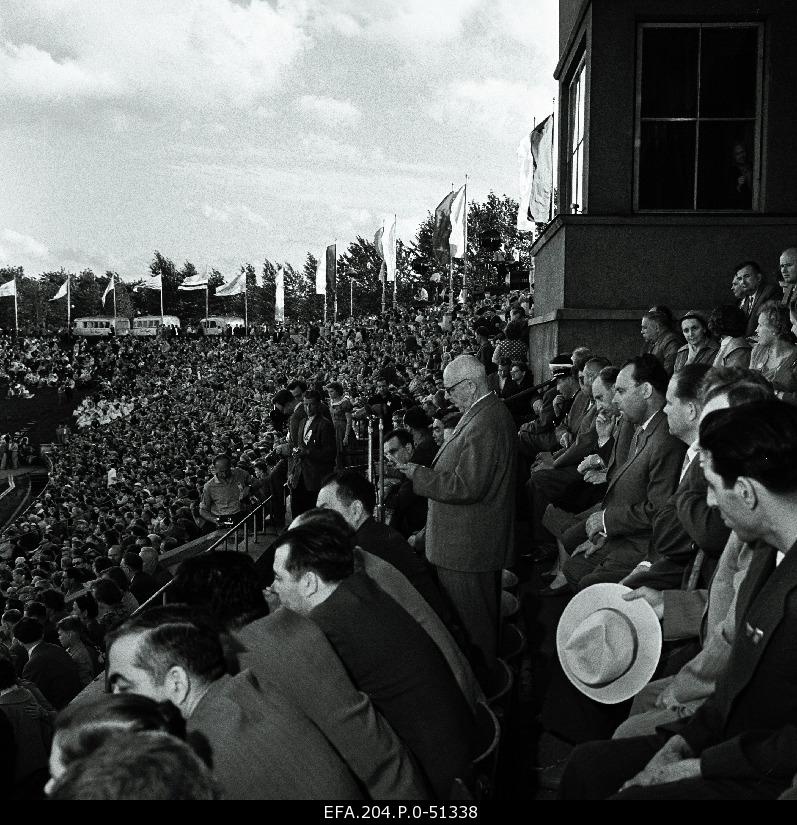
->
xmin=397 ymin=355 xmax=517 ymax=671
xmin=780 ymin=247 xmax=797 ymax=306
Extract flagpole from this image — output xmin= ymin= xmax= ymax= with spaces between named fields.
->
xmin=350 ymin=278 xmax=354 ymax=319
xmin=67 ymin=273 xmax=71 ymax=330
xmin=381 ymin=267 xmax=386 ymax=315
xmin=244 ymin=282 xmax=249 ymax=336
xmin=112 ymin=276 xmax=117 ymax=327
xmin=448 ymin=249 xmax=454 ymax=312
xmin=160 ymin=282 xmax=164 ymax=325
xmin=392 ymin=214 xmax=398 ymax=309
xmin=13 ymin=278 xmax=18 ymax=337
xmin=333 ymin=239 xmax=338 ymax=325
xmin=205 ymin=284 xmax=209 ymax=323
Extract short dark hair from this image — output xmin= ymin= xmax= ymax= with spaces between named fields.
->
xmin=103 ymin=567 xmax=130 ymax=593
xmin=13 ymin=616 xmax=44 ymax=645
xmin=383 ymin=428 xmax=413 ymax=447
xmin=54 ymin=693 xmax=189 ymax=769
xmin=49 ymin=731 xmax=219 ymax=800
xmin=734 ymin=260 xmax=762 ymax=275
xmin=708 ymin=305 xmax=748 ymax=339
xmin=287 ymin=379 xmax=307 ymax=393
xmin=212 ymin=454 xmax=230 ymax=466
xmin=571 ymin=347 xmax=594 ymax=373
xmin=671 ymin=363 xmax=712 ymax=403
xmin=73 ymin=592 xmax=99 ymax=619
xmin=122 ymin=552 xmax=144 ymax=573
xmin=41 ymin=589 xmax=66 ymax=612
xmin=321 ymin=470 xmax=376 ymax=514
xmin=170 ymin=553 xmax=268 ymax=630
xmin=597 ymin=366 xmax=621 ymax=387
xmin=273 ymin=520 xmax=354 ymax=584
xmin=57 ymin=616 xmax=84 ymax=635
xmin=584 ymin=357 xmax=612 ymax=375
xmin=303 ymin=389 xmax=322 ymax=403
xmin=700 ymin=400 xmax=797 ymax=493
xmin=700 ymin=367 xmax=774 ymax=407
xmin=107 ymin=606 xmax=227 ymax=687
xmin=622 ymin=354 xmax=669 ymax=397
xmin=92 ymin=578 xmax=123 ymax=606
xmin=510 ymin=361 xmax=528 ymax=374
xmin=93 ymin=557 xmax=113 ymax=574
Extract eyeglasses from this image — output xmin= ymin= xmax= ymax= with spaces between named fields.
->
xmin=443 ymin=378 xmax=469 ymax=394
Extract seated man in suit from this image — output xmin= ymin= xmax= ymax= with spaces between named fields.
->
xmin=271 ymin=517 xmax=477 ymax=799
xmin=382 ymin=429 xmax=428 ymax=539
xmin=526 ymin=358 xmax=611 ymax=551
xmin=107 ymin=606 xmax=367 ymax=800
xmin=561 ymin=399 xmax=797 ymax=800
xmin=614 ymin=369 xmax=772 ymax=740
xmin=562 ymin=355 xmax=687 ymax=591
xmin=504 ymin=361 xmax=537 ymax=423
xmin=13 ymin=617 xmax=82 ymax=710
xmin=642 ymin=310 xmax=682 ymax=376
xmin=486 ymin=357 xmax=515 ymax=397
xmin=169 ymin=552 xmax=428 ymax=799
xmin=517 ymin=367 xmax=579 ymax=462
xmin=734 ymin=260 xmax=782 ymax=337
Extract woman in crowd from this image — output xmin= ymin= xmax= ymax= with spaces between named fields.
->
xmin=673 ymin=310 xmax=719 ymax=371
xmin=749 ymin=301 xmax=797 ymax=381
xmin=708 ymin=305 xmax=752 ymax=368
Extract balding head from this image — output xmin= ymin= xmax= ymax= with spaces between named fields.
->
xmin=780 ymin=248 xmax=797 ymax=285
xmin=442 ymin=355 xmax=489 ymax=413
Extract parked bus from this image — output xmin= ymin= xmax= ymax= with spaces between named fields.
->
xmin=199 ymin=316 xmax=245 ymax=336
xmin=131 ymin=315 xmax=181 ymax=336
xmin=72 ymin=317 xmax=130 ymax=337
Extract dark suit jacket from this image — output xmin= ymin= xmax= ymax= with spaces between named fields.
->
xmin=310 ymin=572 xmax=476 ymax=799
xmin=188 ymin=670 xmax=363 ymax=800
xmin=291 ymin=414 xmax=337 ymax=491
xmin=233 ymin=609 xmax=427 ymax=800
xmin=21 ymin=642 xmax=82 ymax=710
xmin=675 ymin=541 xmax=797 ymax=790
xmin=412 ymin=393 xmax=517 ymax=572
xmin=129 ymin=571 xmax=159 ymax=605
xmin=601 ymin=411 xmax=686 ymax=557
xmin=648 ymin=331 xmax=683 ymax=376
xmin=355 ymin=518 xmax=454 ymax=630
xmin=552 ymin=401 xmax=598 ymax=468
xmin=627 ymin=455 xmax=730 ymax=590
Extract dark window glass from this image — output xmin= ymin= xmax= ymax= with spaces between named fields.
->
xmin=640 ymin=28 xmax=699 ymax=118
xmin=639 ymin=122 xmax=696 ymax=209
xmin=697 ymin=122 xmax=755 ymax=209
xmin=700 ymin=27 xmax=758 ymax=118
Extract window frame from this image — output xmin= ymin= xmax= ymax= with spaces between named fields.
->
xmin=633 ymin=21 xmax=764 ymax=213
xmin=567 ymin=53 xmax=588 ymax=215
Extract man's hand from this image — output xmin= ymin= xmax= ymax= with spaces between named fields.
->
xmin=577 ymin=454 xmax=605 ymax=476
xmin=622 ymin=586 xmax=664 ymax=620
xmin=396 ymin=462 xmax=419 ymax=480
xmin=584 ymin=468 xmax=607 ymax=485
xmin=560 ymin=432 xmax=574 ymax=448
xmin=585 ymin=510 xmax=605 ymax=540
xmin=595 ymin=411 xmax=615 ymax=443
xmin=620 ymin=736 xmax=698 ymax=790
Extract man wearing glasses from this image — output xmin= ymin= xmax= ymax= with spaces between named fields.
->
xmin=396 ymin=355 xmax=516 ymax=673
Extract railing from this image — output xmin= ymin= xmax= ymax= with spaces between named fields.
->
xmin=133 ymin=494 xmax=274 ymax=614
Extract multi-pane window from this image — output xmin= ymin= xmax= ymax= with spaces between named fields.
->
xmin=568 ymin=57 xmax=586 ymax=213
xmin=636 ymin=24 xmax=762 ymax=211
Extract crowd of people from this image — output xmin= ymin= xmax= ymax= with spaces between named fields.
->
xmin=2 ymin=246 xmax=797 ymax=799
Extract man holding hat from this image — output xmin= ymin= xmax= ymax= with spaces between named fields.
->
xmin=561 ymin=399 xmax=797 ymax=800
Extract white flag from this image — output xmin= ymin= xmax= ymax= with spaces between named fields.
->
xmin=178 ymin=271 xmax=209 ymax=291
xmin=517 ymin=115 xmax=554 ymax=230
xmin=102 ymin=274 xmax=115 ymax=303
xmin=315 ymin=253 xmax=326 ymax=296
xmin=49 ymin=278 xmax=69 ymax=301
xmin=215 ymin=270 xmax=246 ymax=297
xmin=0 ymin=279 xmax=16 ymax=298
xmin=134 ymin=273 xmax=162 ymax=291
xmin=275 ymin=265 xmax=285 ymax=323
xmin=384 ymin=216 xmax=397 ymax=283
xmin=449 ymin=185 xmax=466 ymax=259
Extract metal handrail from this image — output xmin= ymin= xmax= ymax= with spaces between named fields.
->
xmin=133 ymin=494 xmax=274 ymax=614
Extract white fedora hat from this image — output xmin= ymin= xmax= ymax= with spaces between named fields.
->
xmin=556 ymin=582 xmax=662 ymax=704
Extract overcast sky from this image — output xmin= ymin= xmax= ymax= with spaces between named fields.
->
xmin=0 ymin=0 xmax=557 ymax=281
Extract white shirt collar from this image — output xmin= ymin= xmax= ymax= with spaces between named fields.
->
xmin=639 ymin=410 xmax=658 ymax=431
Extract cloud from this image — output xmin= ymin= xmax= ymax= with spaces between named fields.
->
xmin=198 ymin=202 xmax=269 ymax=228
xmin=297 ymin=94 xmax=362 ymax=126
xmin=0 ymin=0 xmax=310 ymax=117
xmin=202 ymin=203 xmax=231 ymax=223
xmin=0 ymin=228 xmax=49 ymax=261
xmin=433 ymin=77 xmax=553 ymax=139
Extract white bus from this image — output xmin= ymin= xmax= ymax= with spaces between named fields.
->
xmin=72 ymin=317 xmax=131 ymax=337
xmin=199 ymin=316 xmax=245 ymax=336
xmin=131 ymin=315 xmax=181 ymax=336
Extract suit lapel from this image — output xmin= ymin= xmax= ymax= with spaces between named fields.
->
xmin=606 ymin=411 xmax=663 ymax=493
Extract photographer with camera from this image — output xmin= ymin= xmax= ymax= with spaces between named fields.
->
xmin=198 ymin=454 xmax=252 ymax=531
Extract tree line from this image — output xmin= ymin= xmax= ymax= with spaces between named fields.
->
xmin=0 ymin=193 xmax=535 ymax=330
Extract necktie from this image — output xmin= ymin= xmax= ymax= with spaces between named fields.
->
xmin=679 ymin=452 xmax=693 ymax=482
xmin=627 ymin=426 xmax=642 ymax=459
